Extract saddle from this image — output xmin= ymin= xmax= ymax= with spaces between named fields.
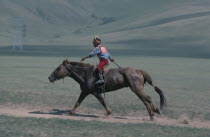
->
xmin=93 ymin=67 xmax=109 ymax=80
xmin=93 ymin=64 xmax=109 ymax=78
xmin=102 ymin=67 xmax=109 ymax=76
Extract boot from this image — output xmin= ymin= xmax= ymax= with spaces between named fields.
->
xmin=95 ymin=72 xmax=104 ymax=85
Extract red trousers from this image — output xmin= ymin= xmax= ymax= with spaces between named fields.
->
xmin=96 ymin=58 xmax=108 ymax=72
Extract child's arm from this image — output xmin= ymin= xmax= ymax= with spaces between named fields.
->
xmin=81 ymin=47 xmax=100 ymax=61
xmin=108 ymin=53 xmax=115 ymax=62
xmin=88 ymin=47 xmax=100 ymax=57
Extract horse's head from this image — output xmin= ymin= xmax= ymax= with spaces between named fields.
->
xmin=48 ymin=59 xmax=71 ymax=83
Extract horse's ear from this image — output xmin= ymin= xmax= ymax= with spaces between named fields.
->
xmin=66 ymin=59 xmax=70 ymax=64
xmin=63 ymin=60 xmax=66 ymax=65
xmin=63 ymin=59 xmax=70 ymax=65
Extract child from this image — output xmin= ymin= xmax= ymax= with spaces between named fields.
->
xmin=82 ymin=36 xmax=114 ymax=85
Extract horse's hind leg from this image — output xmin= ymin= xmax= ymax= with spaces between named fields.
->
xmin=134 ymin=89 xmax=155 ymax=120
xmin=125 ymin=69 xmax=155 ymax=119
xmin=129 ymin=83 xmax=155 ymax=120
xmin=147 ymin=95 xmax=160 ymax=114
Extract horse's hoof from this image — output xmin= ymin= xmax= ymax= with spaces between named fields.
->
xmin=150 ymin=117 xmax=154 ymax=121
xmin=105 ymin=112 xmax=112 ymax=117
xmin=105 ymin=111 xmax=112 ymax=117
xmin=67 ymin=110 xmax=74 ymax=116
xmin=155 ymin=108 xmax=161 ymax=115
xmin=105 ymin=108 xmax=112 ymax=116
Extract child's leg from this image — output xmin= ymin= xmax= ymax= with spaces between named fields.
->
xmin=96 ymin=59 xmax=108 ymax=71
xmin=95 ymin=59 xmax=108 ymax=84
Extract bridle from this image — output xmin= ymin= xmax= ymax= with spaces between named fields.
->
xmin=53 ymin=60 xmax=83 ymax=80
xmin=66 ymin=60 xmax=83 ymax=76
xmin=52 ymin=70 xmax=63 ymax=80
xmin=52 ymin=65 xmax=70 ymax=80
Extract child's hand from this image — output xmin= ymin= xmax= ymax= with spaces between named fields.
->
xmin=81 ymin=57 xmax=87 ymax=61
xmin=110 ymin=58 xmax=115 ymax=62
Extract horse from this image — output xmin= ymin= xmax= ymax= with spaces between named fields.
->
xmin=48 ymin=59 xmax=167 ymax=120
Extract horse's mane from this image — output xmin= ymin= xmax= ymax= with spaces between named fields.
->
xmin=63 ymin=59 xmax=94 ymax=67
xmin=70 ymin=62 xmax=94 ymax=67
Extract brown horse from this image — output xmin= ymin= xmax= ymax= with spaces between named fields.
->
xmin=48 ymin=59 xmax=167 ymax=120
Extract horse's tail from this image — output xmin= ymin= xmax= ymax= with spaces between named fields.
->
xmin=140 ymin=70 xmax=167 ymax=110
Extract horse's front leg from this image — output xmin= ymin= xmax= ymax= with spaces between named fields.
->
xmin=68 ymin=91 xmax=89 ymax=115
xmin=94 ymin=93 xmax=112 ymax=116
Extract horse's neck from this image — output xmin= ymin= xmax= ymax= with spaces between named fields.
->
xmin=69 ymin=67 xmax=84 ymax=84
xmin=68 ymin=65 xmax=93 ymax=85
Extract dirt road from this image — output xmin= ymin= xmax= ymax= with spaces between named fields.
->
xmin=0 ymin=106 xmax=210 ymax=129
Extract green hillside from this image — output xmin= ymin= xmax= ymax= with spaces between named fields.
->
xmin=0 ymin=0 xmax=210 ymax=58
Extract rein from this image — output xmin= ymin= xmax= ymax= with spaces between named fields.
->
xmin=66 ymin=60 xmax=83 ymax=77
xmin=55 ymin=60 xmax=107 ymax=98
xmin=53 ymin=71 xmax=62 ymax=80
xmin=63 ymin=60 xmax=83 ymax=83
xmin=66 ymin=60 xmax=107 ymax=99
xmin=52 ymin=60 xmax=83 ymax=81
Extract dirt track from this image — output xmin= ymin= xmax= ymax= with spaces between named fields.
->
xmin=0 ymin=106 xmax=210 ymax=129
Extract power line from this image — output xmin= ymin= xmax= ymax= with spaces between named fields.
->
xmin=12 ymin=17 xmax=26 ymax=50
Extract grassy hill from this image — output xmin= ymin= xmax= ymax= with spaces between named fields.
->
xmin=0 ymin=0 xmax=210 ymax=58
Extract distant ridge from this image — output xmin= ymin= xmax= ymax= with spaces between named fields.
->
xmin=0 ymin=0 xmax=210 ymax=58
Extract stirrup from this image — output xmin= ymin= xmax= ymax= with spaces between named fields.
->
xmin=95 ymin=80 xmax=104 ymax=85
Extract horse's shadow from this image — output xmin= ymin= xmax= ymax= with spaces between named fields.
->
xmin=29 ymin=109 xmax=128 ymax=120
xmin=29 ymin=109 xmax=99 ymax=118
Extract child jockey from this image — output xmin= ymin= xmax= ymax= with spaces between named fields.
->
xmin=81 ymin=36 xmax=114 ymax=85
